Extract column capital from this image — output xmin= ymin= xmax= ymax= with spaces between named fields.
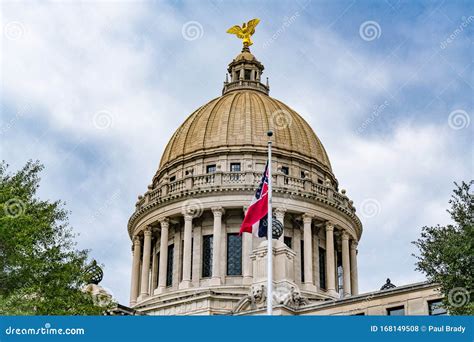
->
xmin=350 ymin=240 xmax=358 ymax=250
xmin=341 ymin=231 xmax=349 ymax=240
xmin=325 ymin=221 xmax=335 ymax=231
xmin=275 ymin=207 xmax=287 ymax=215
xmin=143 ymin=226 xmax=153 ymax=236
xmin=159 ymin=217 xmax=169 ymax=229
xmin=302 ymin=214 xmax=313 ymax=224
xmin=133 ymin=235 xmax=141 ymax=245
xmin=212 ymin=206 xmax=225 ymax=217
xmin=183 ymin=213 xmax=193 ymax=222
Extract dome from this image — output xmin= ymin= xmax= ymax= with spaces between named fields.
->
xmin=128 ymin=41 xmax=363 ymax=314
xmin=159 ymin=90 xmax=332 ymax=172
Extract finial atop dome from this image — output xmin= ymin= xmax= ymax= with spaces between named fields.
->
xmin=223 ymin=19 xmax=269 ymax=95
xmin=226 ymin=18 xmax=260 ymax=48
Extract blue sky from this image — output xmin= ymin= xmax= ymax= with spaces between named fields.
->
xmin=1 ymin=0 xmax=472 ymax=304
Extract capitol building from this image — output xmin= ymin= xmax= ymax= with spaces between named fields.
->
xmin=124 ymin=42 xmax=443 ymax=316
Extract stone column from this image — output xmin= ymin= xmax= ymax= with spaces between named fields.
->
xmin=350 ymin=240 xmax=359 ymax=295
xmin=341 ymin=232 xmax=351 ymax=297
xmin=192 ymin=224 xmax=202 ymax=285
xmin=157 ymin=218 xmax=169 ymax=293
xmin=293 ymin=227 xmax=302 ymax=284
xmin=325 ymin=222 xmax=337 ymax=297
xmin=303 ymin=214 xmax=315 ymax=290
xmin=242 ymin=206 xmax=253 ymax=285
xmin=151 ymin=241 xmax=158 ymax=293
xmin=211 ymin=207 xmax=224 ymax=285
xmin=313 ymin=234 xmax=320 ymax=289
xmin=180 ymin=213 xmax=193 ymax=289
xmin=129 ymin=235 xmax=141 ymax=306
xmin=140 ymin=227 xmax=152 ymax=298
xmin=275 ymin=208 xmax=286 ymax=243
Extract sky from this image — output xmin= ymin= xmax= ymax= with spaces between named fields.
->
xmin=1 ymin=0 xmax=472 ymax=305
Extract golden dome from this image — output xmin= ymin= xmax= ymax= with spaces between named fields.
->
xmin=159 ymin=89 xmax=332 ymax=172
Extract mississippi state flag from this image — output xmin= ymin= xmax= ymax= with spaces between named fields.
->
xmin=240 ymin=162 xmax=269 ymax=237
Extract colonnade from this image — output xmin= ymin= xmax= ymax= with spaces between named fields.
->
xmin=129 ymin=208 xmax=359 ymax=306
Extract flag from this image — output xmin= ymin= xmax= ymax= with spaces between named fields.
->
xmin=240 ymin=162 xmax=269 ymax=237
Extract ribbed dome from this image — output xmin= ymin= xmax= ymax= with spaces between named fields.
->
xmin=159 ymin=89 xmax=332 ymax=171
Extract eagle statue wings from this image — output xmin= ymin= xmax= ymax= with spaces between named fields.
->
xmin=226 ymin=18 xmax=260 ymax=47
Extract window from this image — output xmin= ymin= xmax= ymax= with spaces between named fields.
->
xmin=319 ymin=247 xmax=326 ymax=290
xmin=428 ymin=299 xmax=447 ymax=316
xmin=337 ymin=251 xmax=343 ymax=297
xmin=387 ymin=306 xmax=405 ymax=316
xmin=156 ymin=252 xmax=160 ymax=289
xmin=284 ymin=236 xmax=292 ymax=249
xmin=230 ymin=163 xmax=241 ymax=172
xmin=300 ymin=240 xmax=305 ymax=282
xmin=202 ymin=235 xmax=213 ymax=278
xmin=244 ymin=69 xmax=251 ymax=80
xmin=166 ymin=244 xmax=174 ymax=287
xmin=352 ymin=312 xmax=365 ymax=316
xmin=318 ymin=179 xmax=323 ymax=185
xmin=281 ymin=166 xmax=289 ymax=175
xmin=206 ymin=164 xmax=216 ymax=173
xmin=169 ymin=175 xmax=176 ymax=182
xmin=300 ymin=170 xmax=306 ymax=179
xmin=227 ymin=233 xmax=242 ymax=276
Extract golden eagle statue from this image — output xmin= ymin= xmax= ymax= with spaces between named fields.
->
xmin=226 ymin=18 xmax=260 ymax=47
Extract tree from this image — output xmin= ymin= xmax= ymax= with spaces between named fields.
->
xmin=0 ymin=160 xmax=109 ymax=315
xmin=413 ymin=180 xmax=474 ymax=315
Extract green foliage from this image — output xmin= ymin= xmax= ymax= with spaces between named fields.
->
xmin=413 ymin=180 xmax=474 ymax=315
xmin=0 ymin=160 xmax=110 ymax=315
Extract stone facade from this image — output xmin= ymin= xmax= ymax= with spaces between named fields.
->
xmin=125 ymin=47 xmax=442 ymax=316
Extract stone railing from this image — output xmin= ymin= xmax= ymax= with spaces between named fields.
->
xmin=222 ymin=80 xmax=269 ymax=95
xmin=135 ymin=171 xmax=356 ymax=214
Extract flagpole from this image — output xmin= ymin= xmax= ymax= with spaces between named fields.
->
xmin=267 ymin=130 xmax=273 ymax=315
